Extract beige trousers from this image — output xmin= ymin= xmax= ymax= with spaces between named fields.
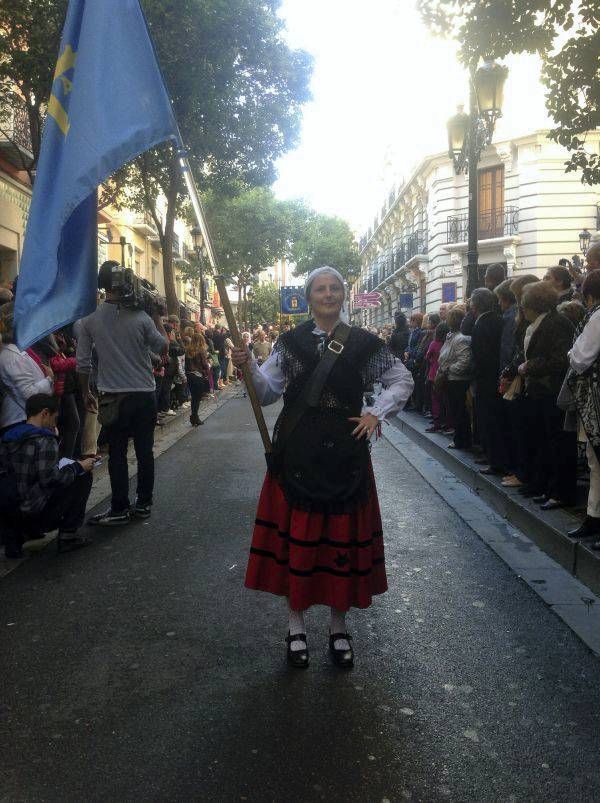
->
xmin=587 ymin=442 xmax=600 ymax=518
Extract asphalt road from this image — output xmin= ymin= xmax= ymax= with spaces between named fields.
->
xmin=2 ymin=397 xmax=600 ymax=803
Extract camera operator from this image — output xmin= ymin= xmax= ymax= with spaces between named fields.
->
xmin=76 ymin=261 xmax=168 ymax=526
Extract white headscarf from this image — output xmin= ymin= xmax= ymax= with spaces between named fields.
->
xmin=304 ymin=266 xmax=349 ymax=323
xmin=304 ymin=266 xmax=346 ymax=301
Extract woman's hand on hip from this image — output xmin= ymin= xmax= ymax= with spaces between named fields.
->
xmin=231 ymin=346 xmax=251 ymax=368
xmin=349 ymin=413 xmax=379 ymax=439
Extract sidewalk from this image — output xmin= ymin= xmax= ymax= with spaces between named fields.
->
xmin=0 ymin=385 xmax=238 ymax=578
xmin=392 ymin=409 xmax=600 ymax=597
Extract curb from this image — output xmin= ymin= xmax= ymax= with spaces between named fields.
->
xmin=391 ymin=410 xmax=600 ymax=598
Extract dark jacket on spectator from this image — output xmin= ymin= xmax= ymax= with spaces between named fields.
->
xmin=389 ymin=327 xmax=409 ymax=360
xmin=524 ymin=310 xmax=574 ymax=398
xmin=406 ymin=327 xmax=422 ymax=370
xmin=499 ymin=304 xmax=517 ymax=372
xmin=471 ymin=311 xmax=504 ymax=393
xmin=1 ymin=423 xmax=83 ymax=514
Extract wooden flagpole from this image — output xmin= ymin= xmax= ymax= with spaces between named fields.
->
xmin=177 ymin=150 xmax=272 ymax=457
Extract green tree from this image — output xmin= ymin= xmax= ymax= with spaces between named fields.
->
xmin=0 ymin=0 xmax=129 ymax=203
xmin=125 ymin=0 xmax=312 ymax=313
xmin=418 ymin=0 xmax=600 ymax=184
xmin=0 ymin=0 xmax=312 ymax=312
xmin=250 ymin=282 xmax=280 ymax=326
xmin=202 ymin=186 xmax=298 ymax=322
xmin=291 ymin=213 xmax=360 ymax=278
xmin=0 ymin=0 xmax=67 ymax=182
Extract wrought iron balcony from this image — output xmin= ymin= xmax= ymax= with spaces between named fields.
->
xmin=132 ymin=211 xmax=159 ymax=237
xmin=363 ymin=229 xmax=429 ymax=291
xmin=0 ymin=99 xmax=34 ymax=169
xmin=447 ymin=206 xmax=519 ymax=244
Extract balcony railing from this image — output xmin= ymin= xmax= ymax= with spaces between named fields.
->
xmin=0 ymin=99 xmax=34 ymax=168
xmin=363 ymin=229 xmax=428 ymax=290
xmin=172 ymin=232 xmax=181 ymax=256
xmin=447 ymin=206 xmax=519 ymax=244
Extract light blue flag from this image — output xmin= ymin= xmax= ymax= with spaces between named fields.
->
xmin=15 ymin=0 xmax=181 ymax=348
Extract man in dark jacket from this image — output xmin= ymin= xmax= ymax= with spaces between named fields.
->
xmin=471 ymin=287 xmax=508 ymax=474
xmin=389 ymin=312 xmax=410 ymax=361
xmin=495 ymin=279 xmax=518 ymax=372
xmin=0 ymin=394 xmax=94 ymax=558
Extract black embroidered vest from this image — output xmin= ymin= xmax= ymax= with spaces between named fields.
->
xmin=270 ymin=321 xmax=394 ymax=512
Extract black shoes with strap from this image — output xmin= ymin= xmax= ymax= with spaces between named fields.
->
xmin=286 ymin=632 xmax=309 ymax=668
xmin=329 ymin=632 xmax=354 ymax=669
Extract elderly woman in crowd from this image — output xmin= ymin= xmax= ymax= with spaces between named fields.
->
xmin=436 ymin=307 xmax=473 ymax=450
xmin=566 ymin=270 xmax=600 ymax=542
xmin=425 ymin=321 xmax=450 ymax=432
xmin=412 ymin=313 xmax=440 ymax=414
xmin=0 ymin=310 xmax=54 ymax=436
xmin=498 ymin=276 xmax=540 ymax=489
xmin=517 ymin=281 xmax=576 ymax=510
xmin=544 ymin=265 xmax=575 ymax=304
xmin=557 ymin=300 xmax=586 ymax=329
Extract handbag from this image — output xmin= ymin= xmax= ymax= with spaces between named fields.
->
xmin=502 ymin=375 xmax=523 ymax=401
xmin=97 ymin=392 xmax=130 ymax=427
xmin=433 ymin=372 xmax=448 ymax=394
xmin=209 ymin=351 xmax=220 ymax=368
xmin=271 ymin=323 xmax=369 ymax=505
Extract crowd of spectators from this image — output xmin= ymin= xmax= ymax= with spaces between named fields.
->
xmin=0 ymin=276 xmax=262 ymax=558
xmin=383 ymin=241 xmax=600 ymax=545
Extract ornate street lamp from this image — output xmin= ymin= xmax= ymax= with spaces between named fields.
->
xmin=474 ymin=59 xmax=509 ymax=140
xmin=191 ymin=225 xmax=207 ymax=325
xmin=446 ymin=58 xmax=508 ymax=297
xmin=579 ymin=228 xmax=591 ymax=256
xmin=447 ymin=105 xmax=470 ymax=173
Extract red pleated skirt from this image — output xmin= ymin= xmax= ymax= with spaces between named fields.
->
xmin=245 ymin=466 xmax=388 ymax=611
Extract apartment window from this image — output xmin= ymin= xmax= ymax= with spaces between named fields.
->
xmin=478 ymin=165 xmax=504 ymax=239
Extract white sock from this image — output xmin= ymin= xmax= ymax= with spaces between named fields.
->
xmin=330 ymin=608 xmax=350 ymax=651
xmin=288 ymin=607 xmax=306 ymax=652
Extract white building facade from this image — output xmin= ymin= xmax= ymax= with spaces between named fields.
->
xmin=357 ymin=129 xmax=600 ymax=327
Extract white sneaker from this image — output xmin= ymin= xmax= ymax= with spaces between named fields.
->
xmin=164 ymin=410 xmax=177 ymax=417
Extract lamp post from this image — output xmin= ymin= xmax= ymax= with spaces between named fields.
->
xmin=346 ymin=269 xmax=357 ymax=322
xmin=247 ymin=287 xmax=255 ymax=329
xmin=579 ymin=228 xmax=591 ymax=257
xmin=191 ymin=225 xmax=208 ymax=325
xmin=447 ymin=59 xmax=508 ymax=298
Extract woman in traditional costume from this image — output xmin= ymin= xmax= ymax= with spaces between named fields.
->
xmin=232 ymin=268 xmax=414 ymax=668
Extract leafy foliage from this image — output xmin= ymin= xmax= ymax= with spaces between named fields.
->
xmin=0 ymin=0 xmax=67 ymax=181
xmin=121 ymin=0 xmax=312 ymax=312
xmin=202 ymin=186 xmax=294 ymax=296
xmin=418 ymin=0 xmax=600 ymax=184
xmin=0 ymin=0 xmax=312 ymax=312
xmin=291 ymin=213 xmax=360 ymax=278
xmin=249 ymin=281 xmax=281 ymax=326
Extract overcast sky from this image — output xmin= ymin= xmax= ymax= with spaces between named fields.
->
xmin=274 ymin=0 xmax=549 ymax=234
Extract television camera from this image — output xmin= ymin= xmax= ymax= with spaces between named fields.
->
xmin=99 ymin=262 xmax=167 ymax=316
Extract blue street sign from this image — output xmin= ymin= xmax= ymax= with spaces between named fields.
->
xmin=399 ymin=293 xmax=413 ymax=309
xmin=280 ymin=286 xmax=308 ymax=315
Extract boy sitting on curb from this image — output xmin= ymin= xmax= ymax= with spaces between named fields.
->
xmin=0 ymin=393 xmax=95 ymax=558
